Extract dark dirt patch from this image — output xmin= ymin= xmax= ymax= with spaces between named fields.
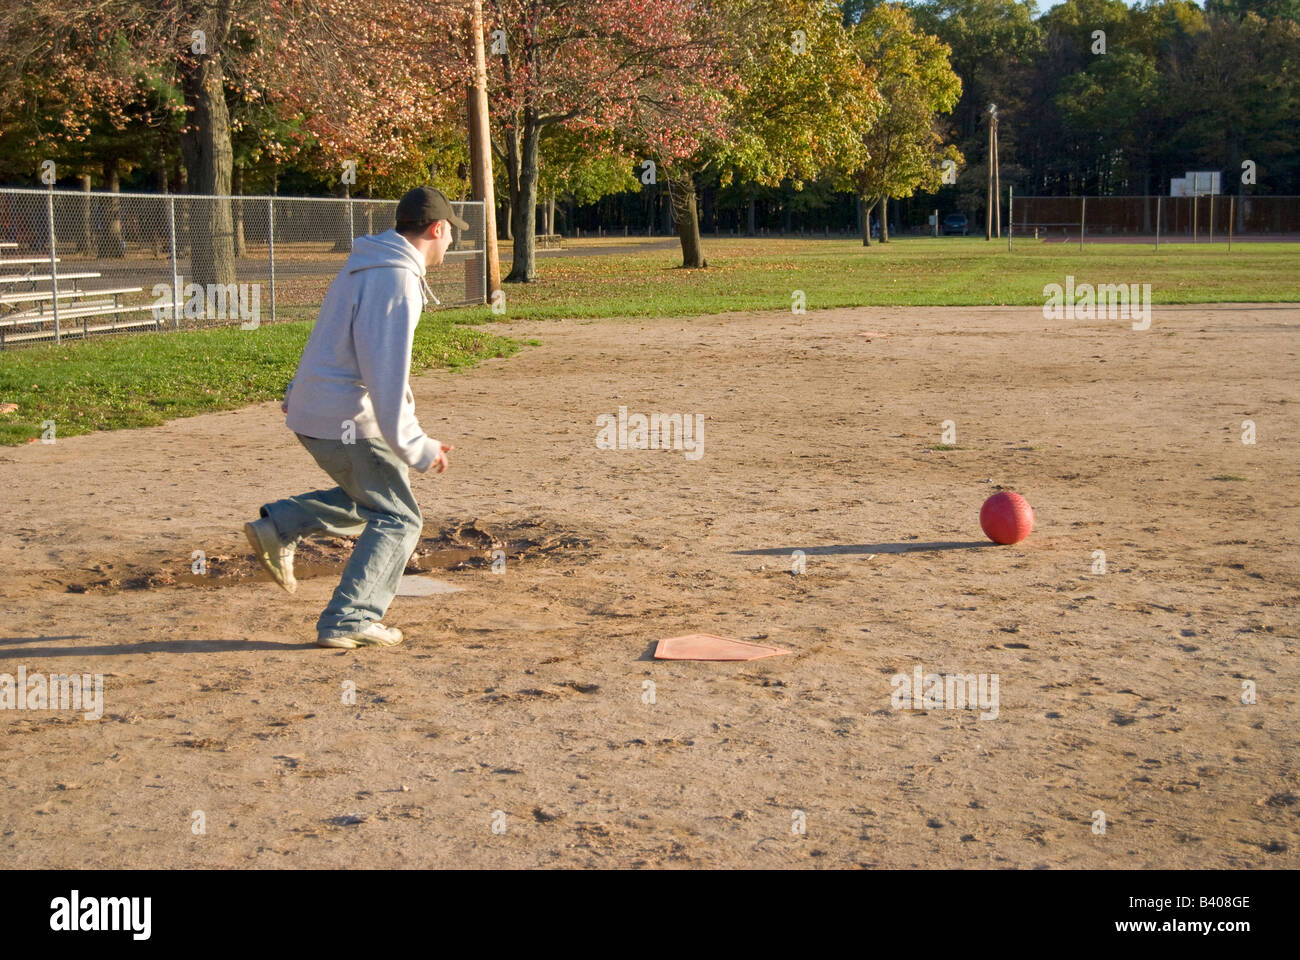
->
xmin=62 ymin=517 xmax=592 ymax=593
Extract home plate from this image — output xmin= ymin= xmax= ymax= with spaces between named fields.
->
xmin=396 ymin=576 xmax=466 ymax=597
xmin=654 ymin=634 xmax=790 ymax=661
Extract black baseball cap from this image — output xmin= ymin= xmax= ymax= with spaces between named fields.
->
xmin=395 ymin=185 xmax=469 ymax=231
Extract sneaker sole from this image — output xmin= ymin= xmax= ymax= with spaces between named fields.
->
xmin=317 ymin=635 xmax=360 ymax=649
xmin=244 ymin=521 xmax=296 ymax=594
xmin=316 ymin=633 xmax=403 ymax=649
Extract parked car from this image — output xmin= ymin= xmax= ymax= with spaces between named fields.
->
xmin=942 ymin=213 xmax=968 ymax=236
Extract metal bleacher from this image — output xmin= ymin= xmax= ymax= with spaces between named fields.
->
xmin=0 ymin=248 xmax=159 ymax=346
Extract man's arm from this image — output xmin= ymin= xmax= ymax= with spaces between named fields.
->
xmin=352 ymin=272 xmax=443 ymax=472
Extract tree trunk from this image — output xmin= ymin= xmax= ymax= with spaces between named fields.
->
xmin=880 ymin=195 xmax=890 ymax=243
xmin=503 ymin=120 xmax=520 ymax=242
xmin=231 ymin=162 xmax=246 ymax=258
xmin=76 ymin=174 xmax=94 ymax=254
xmin=153 ymin=145 xmax=169 ymax=255
xmin=156 ymin=143 xmax=169 ymax=193
xmin=747 ymin=195 xmax=756 ymax=235
xmin=669 ymin=174 xmax=705 ymax=268
xmin=506 ymin=109 xmax=539 ymax=282
xmin=860 ymin=196 xmax=877 ymax=247
xmin=100 ymin=158 xmax=126 ymax=258
xmin=546 ymin=194 xmax=555 ymax=235
xmin=365 ymin=182 xmax=374 ymax=236
xmin=175 ymin=162 xmax=190 ymax=256
xmin=177 ymin=10 xmax=236 ymax=288
xmin=231 ymin=162 xmax=245 ymax=256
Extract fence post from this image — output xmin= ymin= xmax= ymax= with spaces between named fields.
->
xmin=1007 ymin=187 xmax=1013 ymax=252
xmin=1192 ymin=194 xmax=1198 ymax=243
xmin=347 ymin=198 xmax=355 ymax=250
xmin=268 ymin=198 xmax=277 ymax=324
xmin=1155 ymin=196 xmax=1161 ymax=253
xmin=47 ymin=188 xmax=61 ymax=345
xmin=1079 ymin=195 xmax=1085 ymax=252
xmin=1228 ymin=196 xmax=1234 ymax=252
xmin=1209 ymin=193 xmax=1215 ymax=244
xmin=168 ymin=196 xmax=181 ymax=327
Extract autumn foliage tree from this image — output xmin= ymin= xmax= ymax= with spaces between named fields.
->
xmin=484 ymin=0 xmax=733 ymax=282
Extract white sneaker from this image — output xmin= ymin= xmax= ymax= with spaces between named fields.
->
xmin=244 ymin=517 xmax=297 ymax=593
xmin=317 ymin=622 xmax=404 ymax=649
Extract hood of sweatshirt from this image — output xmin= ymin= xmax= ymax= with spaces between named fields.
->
xmin=344 ymin=229 xmax=439 ymax=305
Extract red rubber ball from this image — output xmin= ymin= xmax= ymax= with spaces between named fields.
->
xmin=980 ymin=491 xmax=1034 ymax=545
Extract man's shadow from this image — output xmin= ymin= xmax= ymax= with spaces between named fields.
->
xmin=0 ymin=634 xmax=303 ymax=659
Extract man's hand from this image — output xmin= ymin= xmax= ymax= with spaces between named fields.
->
xmin=432 ymin=443 xmax=454 ymax=474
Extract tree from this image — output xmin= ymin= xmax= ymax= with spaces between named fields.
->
xmin=1164 ymin=11 xmax=1300 ymax=193
xmin=910 ymin=0 xmax=1037 ymax=209
xmin=536 ymin=126 xmax=638 ymax=234
xmin=1054 ymin=50 xmax=1159 ymax=194
xmin=643 ymin=0 xmax=877 ymax=267
xmin=2 ymin=0 xmax=468 ymax=283
xmin=264 ymin=0 xmax=467 ymax=192
xmin=1207 ymin=0 xmax=1300 ymax=22
xmin=844 ymin=4 xmax=963 ymax=245
xmin=485 ymin=0 xmax=732 ymax=282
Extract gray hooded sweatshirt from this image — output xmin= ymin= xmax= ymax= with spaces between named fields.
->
xmin=283 ymin=229 xmax=442 ymax=473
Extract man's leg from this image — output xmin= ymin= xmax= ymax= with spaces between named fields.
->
xmin=295 ymin=437 xmax=422 ymax=642
xmin=260 ymin=434 xmax=371 ymax=544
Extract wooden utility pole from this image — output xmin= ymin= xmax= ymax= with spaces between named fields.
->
xmin=467 ymin=0 xmax=500 ymax=297
xmin=986 ymin=103 xmax=999 ymax=240
xmin=993 ymin=111 xmax=1001 ymax=238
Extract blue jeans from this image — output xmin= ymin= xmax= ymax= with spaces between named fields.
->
xmin=261 ymin=433 xmax=423 ymax=640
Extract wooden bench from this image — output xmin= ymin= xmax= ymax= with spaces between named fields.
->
xmin=0 ymin=257 xmax=60 ymax=266
xmin=536 ymin=233 xmax=564 ymax=249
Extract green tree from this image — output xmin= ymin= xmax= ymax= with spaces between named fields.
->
xmin=643 ymin=0 xmax=877 ymax=267
xmin=843 ymin=3 xmax=963 ymax=245
xmin=537 ymin=126 xmax=638 ymax=234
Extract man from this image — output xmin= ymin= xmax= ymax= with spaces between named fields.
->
xmin=244 ymin=186 xmax=466 ymax=649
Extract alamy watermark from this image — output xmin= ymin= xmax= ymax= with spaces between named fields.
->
xmin=152 ymin=281 xmax=262 ymax=329
xmin=49 ymin=891 xmax=150 ymax=940
xmin=890 ymin=665 xmax=999 ymax=720
xmin=1 ymin=666 xmax=103 ymax=720
xmin=595 ymin=405 xmax=704 ymax=460
xmin=1043 ymin=276 xmax=1151 ymax=330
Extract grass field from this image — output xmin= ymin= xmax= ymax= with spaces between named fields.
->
xmin=2 ymin=236 xmax=1298 ymax=445
xmin=0 ymin=316 xmax=518 ymax=445
xmin=441 ymin=236 xmax=1300 ymax=322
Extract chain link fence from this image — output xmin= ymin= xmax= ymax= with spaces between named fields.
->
xmin=1010 ymin=194 xmax=1300 ymax=247
xmin=0 ymin=187 xmax=486 ymax=349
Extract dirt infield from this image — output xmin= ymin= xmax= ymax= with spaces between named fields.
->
xmin=1 ymin=303 xmax=1297 ymax=868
